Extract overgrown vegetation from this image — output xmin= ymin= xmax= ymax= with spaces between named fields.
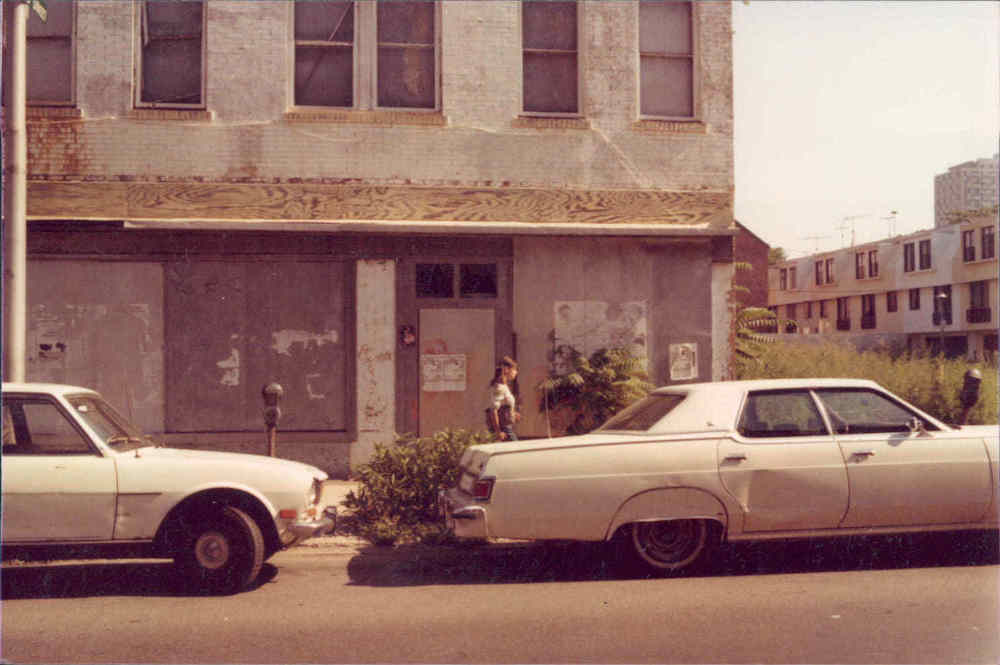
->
xmin=537 ymin=347 xmax=654 ymax=435
xmin=735 ymin=341 xmax=998 ymax=425
xmin=341 ymin=429 xmax=492 ymax=546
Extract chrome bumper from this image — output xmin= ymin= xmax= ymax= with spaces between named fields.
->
xmin=439 ymin=488 xmax=489 ymax=540
xmin=285 ymin=506 xmax=338 ymax=546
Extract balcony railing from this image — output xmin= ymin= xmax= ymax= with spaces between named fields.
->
xmin=932 ymin=311 xmax=953 ymax=326
xmin=967 ymin=307 xmax=992 ymax=324
xmin=861 ymin=314 xmax=877 ymax=330
xmin=836 ymin=318 xmax=851 ymax=331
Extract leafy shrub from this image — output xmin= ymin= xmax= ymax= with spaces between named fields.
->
xmin=537 ymin=347 xmax=654 ymax=434
xmin=342 ymin=428 xmax=492 ymax=545
xmin=735 ymin=341 xmax=998 ymax=425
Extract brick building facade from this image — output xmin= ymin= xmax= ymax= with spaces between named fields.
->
xmin=4 ymin=0 xmax=736 ymax=475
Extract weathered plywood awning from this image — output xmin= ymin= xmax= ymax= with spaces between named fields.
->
xmin=28 ymin=181 xmax=733 ymax=236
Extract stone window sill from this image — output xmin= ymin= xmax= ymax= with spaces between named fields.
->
xmin=512 ymin=116 xmax=591 ymax=130
xmin=285 ymin=109 xmax=446 ymax=127
xmin=632 ymin=119 xmax=707 ymax=134
xmin=128 ymin=108 xmax=213 ymax=122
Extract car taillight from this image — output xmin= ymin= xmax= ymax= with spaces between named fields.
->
xmin=473 ymin=477 xmax=495 ymax=501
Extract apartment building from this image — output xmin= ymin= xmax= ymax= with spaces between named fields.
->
xmin=3 ymin=0 xmax=735 ymax=475
xmin=769 ymin=209 xmax=998 ymax=362
xmin=934 ymin=154 xmax=999 ymax=227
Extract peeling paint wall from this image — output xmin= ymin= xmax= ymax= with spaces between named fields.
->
xmin=354 ymin=260 xmax=396 ymax=470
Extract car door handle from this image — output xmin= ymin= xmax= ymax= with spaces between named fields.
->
xmin=852 ymin=450 xmax=876 ymax=458
xmin=724 ymin=453 xmax=747 ymax=462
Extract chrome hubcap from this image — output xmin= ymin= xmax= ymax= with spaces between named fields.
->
xmin=633 ymin=520 xmax=705 ymax=569
xmin=194 ymin=530 xmax=230 ymax=570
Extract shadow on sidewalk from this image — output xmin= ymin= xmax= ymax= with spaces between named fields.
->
xmin=345 ymin=531 xmax=999 ymax=587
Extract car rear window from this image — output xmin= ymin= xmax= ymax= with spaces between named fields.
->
xmin=597 ymin=394 xmax=686 ymax=432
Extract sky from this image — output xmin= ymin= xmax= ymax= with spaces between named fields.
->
xmin=732 ymin=1 xmax=1000 ymax=258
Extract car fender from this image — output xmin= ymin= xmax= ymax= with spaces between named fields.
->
xmin=604 ymin=487 xmax=729 ymax=541
xmin=116 ymin=480 xmax=280 ymax=542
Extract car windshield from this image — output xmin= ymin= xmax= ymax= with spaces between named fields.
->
xmin=67 ymin=395 xmax=152 ymax=451
xmin=597 ymin=393 xmax=687 ymax=432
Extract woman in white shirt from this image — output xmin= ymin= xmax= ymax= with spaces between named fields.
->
xmin=485 ymin=357 xmax=519 ymax=441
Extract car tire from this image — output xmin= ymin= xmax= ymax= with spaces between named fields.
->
xmin=174 ymin=505 xmax=264 ymax=594
xmin=620 ymin=519 xmax=715 ymax=576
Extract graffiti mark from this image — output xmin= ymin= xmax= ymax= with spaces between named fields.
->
xmin=271 ymin=329 xmax=340 ymax=356
xmin=217 ymin=348 xmax=241 ymax=386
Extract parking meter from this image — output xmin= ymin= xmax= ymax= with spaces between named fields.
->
xmin=958 ymin=368 xmax=982 ymax=425
xmin=262 ymin=383 xmax=283 ymax=456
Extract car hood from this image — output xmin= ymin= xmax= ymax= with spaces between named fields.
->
xmin=129 ymin=446 xmax=328 ymax=480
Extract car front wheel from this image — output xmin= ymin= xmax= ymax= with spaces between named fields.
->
xmin=622 ymin=519 xmax=714 ymax=576
xmin=175 ymin=505 xmax=265 ymax=594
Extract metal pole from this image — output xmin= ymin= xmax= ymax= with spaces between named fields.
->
xmin=3 ymin=2 xmax=29 ymax=382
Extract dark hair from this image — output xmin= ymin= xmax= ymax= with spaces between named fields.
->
xmin=489 ymin=364 xmax=506 ymax=387
xmin=500 ymin=356 xmax=518 ymax=370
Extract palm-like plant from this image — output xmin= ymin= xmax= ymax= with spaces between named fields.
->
xmin=537 ymin=347 xmax=654 ymax=434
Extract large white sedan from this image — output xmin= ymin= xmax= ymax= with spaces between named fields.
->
xmin=441 ymin=378 xmax=999 ymax=574
xmin=2 ymin=383 xmax=336 ymax=593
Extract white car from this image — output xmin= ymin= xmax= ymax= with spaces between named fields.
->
xmin=441 ymin=378 xmax=999 ymax=574
xmin=1 ymin=383 xmax=336 ymax=593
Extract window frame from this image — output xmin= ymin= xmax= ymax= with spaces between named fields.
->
xmin=25 ymin=0 xmax=76 ymax=107
xmin=855 ymin=252 xmax=865 ymax=280
xmin=908 ymin=288 xmax=920 ymax=311
xmin=903 ymin=243 xmax=915 ymax=273
xmin=886 ymin=290 xmax=898 ymax=313
xmin=962 ymin=229 xmax=976 ymax=262
xmin=918 ymin=238 xmax=932 ymax=270
xmin=135 ymin=0 xmax=207 ymax=109
xmin=520 ymin=0 xmax=581 ymax=117
xmin=824 ymin=258 xmax=835 ymax=284
xmin=814 ymin=261 xmax=823 ymax=286
xmin=779 ymin=268 xmax=788 ymax=291
xmin=637 ymin=0 xmax=698 ymax=121
xmin=290 ymin=0 xmax=441 ymax=112
xmin=292 ymin=0 xmax=357 ymax=108
xmin=868 ymin=249 xmax=878 ymax=278
xmin=982 ymin=226 xmax=996 ymax=260
xmin=970 ymin=280 xmax=989 ymax=309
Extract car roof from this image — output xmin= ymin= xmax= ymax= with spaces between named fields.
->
xmin=651 ymin=378 xmax=882 ymax=395
xmin=2 ymin=382 xmax=100 ymax=397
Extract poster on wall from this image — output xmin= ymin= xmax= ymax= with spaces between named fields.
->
xmin=421 ymin=353 xmax=467 ymax=391
xmin=669 ymin=342 xmax=698 ymax=381
xmin=552 ymin=300 xmax=648 ymax=374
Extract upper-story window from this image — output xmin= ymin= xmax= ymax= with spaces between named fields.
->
xmin=814 ymin=261 xmax=822 ymax=286
xmin=824 ymin=258 xmax=835 ymax=284
xmin=983 ymin=226 xmax=996 ymax=260
xmin=855 ymin=252 xmax=865 ymax=279
xmin=908 ymin=288 xmax=920 ymax=311
xmin=903 ymin=242 xmax=915 ymax=272
xmin=294 ymin=0 xmax=438 ymax=110
xmin=27 ymin=0 xmax=75 ymax=105
xmin=918 ymin=239 xmax=932 ymax=270
xmin=788 ymin=266 xmax=797 ymax=289
xmin=639 ymin=0 xmax=694 ymax=119
xmin=779 ymin=268 xmax=788 ymax=291
xmin=868 ymin=250 xmax=878 ymax=277
xmin=962 ymin=230 xmax=976 ymax=262
xmin=886 ymin=291 xmax=898 ymax=313
xmin=138 ymin=0 xmax=205 ymax=107
xmin=522 ymin=0 xmax=578 ymax=114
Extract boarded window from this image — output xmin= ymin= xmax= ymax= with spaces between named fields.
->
xmin=139 ymin=0 xmax=204 ymax=106
xmin=165 ymin=261 xmax=349 ymax=431
xmin=639 ymin=0 xmax=694 ymax=118
xmin=26 ymin=0 xmax=74 ymax=105
xmin=522 ymin=0 xmax=578 ymax=114
xmin=377 ymin=1 xmax=436 ymax=108
xmin=294 ymin=0 xmax=355 ymax=107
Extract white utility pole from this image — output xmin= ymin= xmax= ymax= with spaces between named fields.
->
xmin=3 ymin=0 xmax=30 ymax=382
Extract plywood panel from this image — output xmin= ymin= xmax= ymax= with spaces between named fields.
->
xmin=419 ymin=309 xmax=495 ymax=436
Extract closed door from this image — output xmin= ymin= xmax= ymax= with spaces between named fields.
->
xmin=419 ymin=309 xmax=495 ymax=436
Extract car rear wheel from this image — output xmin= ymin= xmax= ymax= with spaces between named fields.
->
xmin=174 ymin=505 xmax=264 ymax=594
xmin=622 ymin=519 xmax=714 ymax=576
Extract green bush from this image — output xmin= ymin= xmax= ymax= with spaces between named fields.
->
xmin=735 ymin=341 xmax=998 ymax=425
xmin=342 ymin=428 xmax=492 ymax=545
xmin=537 ymin=347 xmax=654 ymax=434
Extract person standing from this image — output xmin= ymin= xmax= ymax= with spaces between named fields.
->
xmin=485 ymin=356 xmax=520 ymax=441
